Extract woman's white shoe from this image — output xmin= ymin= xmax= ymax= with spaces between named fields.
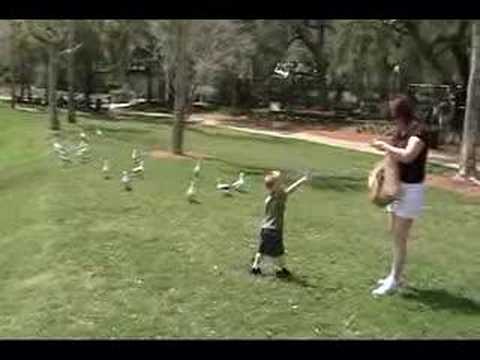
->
xmin=377 ymin=276 xmax=405 ymax=287
xmin=372 ymin=278 xmax=399 ymax=296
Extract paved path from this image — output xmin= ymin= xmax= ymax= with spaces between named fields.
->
xmin=111 ymin=109 xmax=204 ymax=124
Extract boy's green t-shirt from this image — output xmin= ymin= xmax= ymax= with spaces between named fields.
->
xmin=261 ymin=189 xmax=287 ymax=232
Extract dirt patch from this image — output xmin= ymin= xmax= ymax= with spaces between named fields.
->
xmin=150 ymin=148 xmax=210 ymax=161
xmin=426 ymin=173 xmax=480 ymax=197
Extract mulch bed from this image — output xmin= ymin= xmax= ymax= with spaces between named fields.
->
xmin=426 ymin=174 xmax=480 ymax=197
xmin=150 ymin=147 xmax=210 ymax=161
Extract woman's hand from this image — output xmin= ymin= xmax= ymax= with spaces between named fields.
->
xmin=371 ymin=139 xmax=388 ymax=151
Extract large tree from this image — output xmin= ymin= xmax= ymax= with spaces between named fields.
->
xmin=333 ymin=20 xmax=398 ymax=100
xmin=67 ymin=20 xmax=77 ymax=123
xmin=385 ymin=20 xmax=470 ymax=85
xmin=288 ymin=20 xmax=335 ymax=107
xmin=148 ymin=20 xmax=255 ymax=109
xmin=459 ymin=21 xmax=480 ymax=179
xmin=101 ymin=20 xmax=150 ymax=90
xmin=188 ymin=20 xmax=255 ymax=109
xmin=74 ymin=20 xmax=103 ymax=106
xmin=9 ymin=20 xmax=18 ymax=109
xmin=171 ymin=20 xmax=189 ymax=155
xmin=26 ymin=21 xmax=69 ymax=131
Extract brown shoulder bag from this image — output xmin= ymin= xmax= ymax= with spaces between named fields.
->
xmin=368 ymin=154 xmax=401 ymax=206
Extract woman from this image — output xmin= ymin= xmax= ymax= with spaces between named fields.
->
xmin=371 ymin=95 xmax=429 ymax=296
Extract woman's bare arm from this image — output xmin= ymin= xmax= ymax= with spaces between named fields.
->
xmin=372 ymin=137 xmax=425 ymax=164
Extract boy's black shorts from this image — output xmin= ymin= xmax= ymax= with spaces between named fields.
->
xmin=258 ymin=228 xmax=284 ymax=257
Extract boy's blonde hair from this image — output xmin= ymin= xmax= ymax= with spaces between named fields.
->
xmin=264 ymin=170 xmax=282 ymax=189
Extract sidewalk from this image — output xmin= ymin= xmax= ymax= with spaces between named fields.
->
xmin=111 ymin=109 xmax=204 ymax=124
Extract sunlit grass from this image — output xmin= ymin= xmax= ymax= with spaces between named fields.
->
xmin=0 ymin=103 xmax=478 ymax=338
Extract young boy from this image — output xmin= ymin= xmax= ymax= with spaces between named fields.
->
xmin=250 ymin=171 xmax=308 ymax=278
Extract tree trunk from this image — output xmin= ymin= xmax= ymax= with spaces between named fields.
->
xmin=147 ymin=64 xmax=153 ymax=103
xmin=403 ymin=22 xmax=452 ymax=84
xmin=85 ymin=83 xmax=92 ymax=109
xmin=84 ymin=70 xmax=93 ymax=110
xmin=9 ymin=21 xmax=17 ymax=109
xmin=20 ymin=83 xmax=25 ymax=99
xmin=315 ymin=21 xmax=328 ymax=107
xmin=452 ymin=43 xmax=470 ymax=86
xmin=296 ymin=21 xmax=329 ymax=108
xmin=48 ymin=43 xmax=60 ymax=131
xmin=230 ymin=74 xmax=238 ymax=109
xmin=164 ymin=64 xmax=170 ymax=106
xmin=158 ymin=68 xmax=164 ymax=104
xmin=171 ymin=20 xmax=189 ymax=155
xmin=44 ymin=61 xmax=49 ymax=105
xmin=67 ymin=20 xmax=76 ymax=123
xmin=459 ymin=21 xmax=480 ymax=178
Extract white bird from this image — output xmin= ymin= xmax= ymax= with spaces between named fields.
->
xmin=393 ymin=64 xmax=400 ymax=73
xmin=76 ymin=141 xmax=89 ymax=156
xmin=132 ymin=148 xmax=139 ymax=161
xmin=132 ymin=160 xmax=145 ymax=178
xmin=193 ymin=160 xmax=201 ymax=178
xmin=231 ymin=172 xmax=245 ymax=192
xmin=78 ymin=148 xmax=88 ymax=156
xmin=216 ymin=178 xmax=233 ymax=196
xmin=53 ymin=142 xmax=69 ymax=157
xmin=80 ymin=132 xmax=88 ymax=141
xmin=96 ymin=129 xmax=103 ymax=136
xmin=102 ymin=160 xmax=111 ymax=179
xmin=186 ymin=180 xmax=197 ymax=203
xmin=53 ymin=142 xmax=64 ymax=152
xmin=59 ymin=154 xmax=72 ymax=163
xmin=121 ymin=171 xmax=132 ymax=191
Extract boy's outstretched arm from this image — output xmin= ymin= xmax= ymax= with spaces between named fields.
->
xmin=285 ymin=176 xmax=308 ymax=195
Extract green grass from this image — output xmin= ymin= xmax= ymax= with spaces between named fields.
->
xmin=0 ymin=102 xmax=479 ymax=338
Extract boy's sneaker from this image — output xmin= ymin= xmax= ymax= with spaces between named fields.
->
xmin=250 ymin=267 xmax=262 ymax=275
xmin=275 ymin=268 xmax=291 ymax=278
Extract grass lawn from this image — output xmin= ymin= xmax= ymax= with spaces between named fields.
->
xmin=0 ymin=103 xmax=479 ymax=338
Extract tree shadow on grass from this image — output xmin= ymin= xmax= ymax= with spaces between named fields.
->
xmin=401 ymin=287 xmax=480 ymax=315
xmin=207 ymin=157 xmax=279 ymax=177
xmin=309 ymin=174 xmax=365 ymax=193
xmin=188 ymin=127 xmax=293 ymax=145
xmin=208 ymin=157 xmax=367 ymax=194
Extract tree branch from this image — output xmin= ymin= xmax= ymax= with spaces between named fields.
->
xmin=59 ymin=42 xmax=83 ymax=56
xmin=287 ymin=34 xmax=302 ymax=48
xmin=26 ymin=24 xmax=51 ymax=44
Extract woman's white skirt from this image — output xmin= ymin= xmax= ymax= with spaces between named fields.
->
xmin=386 ymin=182 xmax=425 ymax=219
